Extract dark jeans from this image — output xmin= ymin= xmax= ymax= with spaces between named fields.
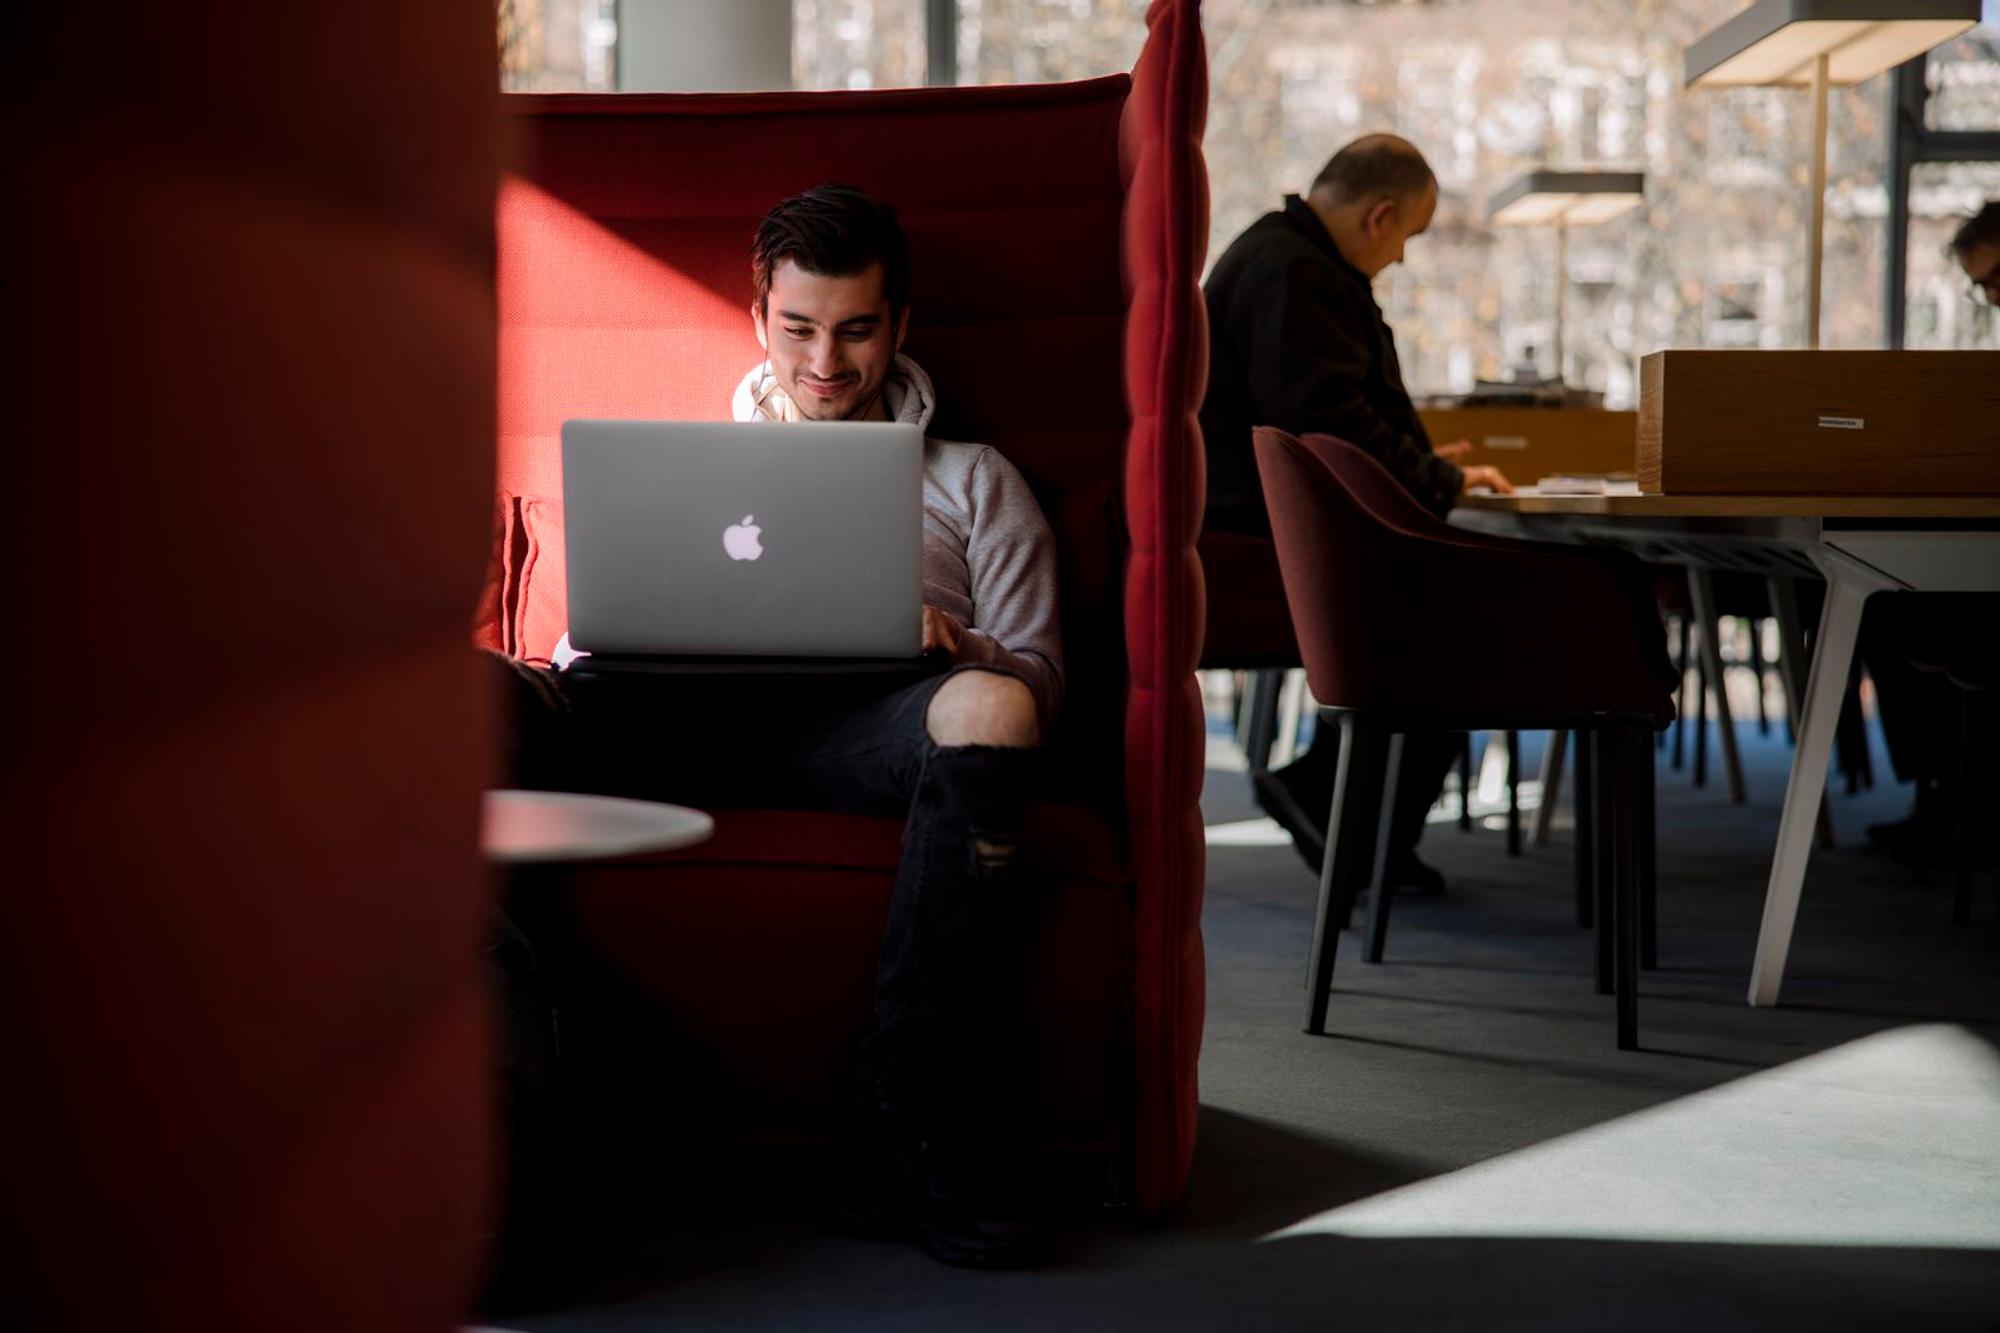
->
xmin=500 ymin=657 xmax=1042 ymax=1146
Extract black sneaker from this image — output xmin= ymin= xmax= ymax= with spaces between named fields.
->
xmin=822 ymin=1145 xmax=1050 ymax=1269
xmin=1383 ymin=850 xmax=1447 ymax=894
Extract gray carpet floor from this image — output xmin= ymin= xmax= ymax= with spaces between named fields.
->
xmin=506 ymin=720 xmax=2000 ymax=1332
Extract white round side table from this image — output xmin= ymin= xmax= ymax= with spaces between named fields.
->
xmin=481 ymin=789 xmax=713 ymax=864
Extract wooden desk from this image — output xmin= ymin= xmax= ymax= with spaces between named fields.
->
xmin=1455 ymin=491 xmax=2000 ymax=1008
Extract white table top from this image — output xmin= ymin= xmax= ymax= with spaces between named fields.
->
xmin=481 ymin=789 xmax=714 ymax=865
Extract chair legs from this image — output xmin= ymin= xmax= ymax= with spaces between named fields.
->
xmin=1591 ymin=728 xmax=1615 ymax=997
xmin=1457 ymin=734 xmax=1475 ymax=830
xmin=1534 ymin=727 xmax=1568 ymax=847
xmin=1505 ymin=730 xmax=1522 ymax=857
xmin=1638 ymin=732 xmax=1659 ymax=972
xmin=1306 ymin=714 xmax=1645 ymax=1048
xmin=1586 ymin=725 xmax=1645 ymax=1048
xmin=1574 ymin=728 xmax=1594 ymax=929
xmin=1672 ymin=615 xmax=1691 ymax=771
xmin=1362 ymin=734 xmax=1406 ymax=964
xmin=1304 ymin=715 xmax=1388 ymax=1035
xmin=1611 ymin=725 xmax=1642 ymax=1051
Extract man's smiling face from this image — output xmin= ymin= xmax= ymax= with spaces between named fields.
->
xmin=755 ymin=258 xmax=907 ymax=421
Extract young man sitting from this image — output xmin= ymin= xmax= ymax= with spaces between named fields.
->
xmin=505 ymin=184 xmax=1062 ymax=1269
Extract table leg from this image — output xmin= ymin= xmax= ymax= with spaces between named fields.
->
xmin=1749 ymin=558 xmax=1881 ymax=1007
xmin=1768 ymin=576 xmax=1836 ymax=850
xmin=1689 ymin=569 xmax=1746 ymax=803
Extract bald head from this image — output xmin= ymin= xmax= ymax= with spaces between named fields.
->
xmin=1310 ymin=134 xmax=1436 ymax=209
xmin=1304 ymin=135 xmax=1440 ymax=280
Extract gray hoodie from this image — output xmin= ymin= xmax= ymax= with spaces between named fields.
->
xmin=731 ymin=354 xmax=1065 ymax=725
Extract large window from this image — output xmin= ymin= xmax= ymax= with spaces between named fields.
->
xmin=500 ymin=0 xmax=617 ymax=92
xmin=504 ymin=0 xmax=2000 ymax=373
xmin=1895 ymin=10 xmax=2000 ymax=349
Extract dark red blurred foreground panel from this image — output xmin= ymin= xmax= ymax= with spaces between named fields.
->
xmin=3 ymin=3 xmax=499 ymax=1329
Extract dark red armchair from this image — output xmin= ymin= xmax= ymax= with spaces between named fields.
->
xmin=478 ymin=0 xmax=1209 ymax=1207
xmin=1254 ymin=428 xmax=1676 ymax=1050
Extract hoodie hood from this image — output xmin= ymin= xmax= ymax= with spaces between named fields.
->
xmin=731 ymin=353 xmax=937 ymax=431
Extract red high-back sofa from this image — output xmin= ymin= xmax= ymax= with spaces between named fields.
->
xmin=481 ymin=0 xmax=1208 ymax=1207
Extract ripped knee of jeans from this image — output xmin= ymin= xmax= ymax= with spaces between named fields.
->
xmin=969 ymin=830 xmax=1020 ymax=880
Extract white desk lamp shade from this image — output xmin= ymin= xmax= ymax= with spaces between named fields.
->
xmin=1683 ymin=0 xmax=1979 ymax=348
xmin=1486 ymin=171 xmax=1648 ymax=384
xmin=1685 ymin=1 xmax=1980 ymax=88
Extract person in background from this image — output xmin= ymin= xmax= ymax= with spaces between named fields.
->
xmin=1860 ymin=200 xmax=2000 ymax=860
xmin=1201 ymin=134 xmax=1512 ymax=888
xmin=1953 ymin=200 xmax=2000 ymax=309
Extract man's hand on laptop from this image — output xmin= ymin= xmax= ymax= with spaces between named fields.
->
xmin=1460 ymin=464 xmax=1515 ymax=495
xmin=922 ymin=606 xmax=963 ymax=658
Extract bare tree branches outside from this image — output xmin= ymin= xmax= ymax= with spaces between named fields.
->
xmin=498 ymin=1 xmax=2000 ymax=400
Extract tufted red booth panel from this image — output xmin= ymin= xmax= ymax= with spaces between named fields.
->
xmin=485 ymin=0 xmax=1206 ymax=1207
xmin=6 ymin=3 xmax=498 ymax=1330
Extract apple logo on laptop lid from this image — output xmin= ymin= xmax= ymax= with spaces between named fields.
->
xmin=723 ymin=514 xmax=763 ymax=562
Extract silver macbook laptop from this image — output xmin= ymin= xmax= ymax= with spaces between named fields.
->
xmin=560 ymin=419 xmax=925 ymax=659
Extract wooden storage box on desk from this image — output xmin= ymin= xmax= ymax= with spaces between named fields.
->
xmin=1637 ymin=350 xmax=2000 ymax=495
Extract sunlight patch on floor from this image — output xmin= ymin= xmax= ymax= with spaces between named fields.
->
xmin=1269 ymin=1025 xmax=2000 ymax=1250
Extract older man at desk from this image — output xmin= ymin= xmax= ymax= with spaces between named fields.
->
xmin=1201 ymin=134 xmax=1514 ymax=887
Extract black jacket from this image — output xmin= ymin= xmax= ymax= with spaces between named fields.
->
xmin=1200 ymin=194 xmax=1463 ymax=532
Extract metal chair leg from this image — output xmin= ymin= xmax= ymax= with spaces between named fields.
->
xmin=1615 ymin=724 xmax=1642 ymax=1051
xmin=1505 ymin=730 xmax=1522 ymax=857
xmin=1639 ymin=726 xmax=1659 ymax=971
xmin=1955 ymin=689 xmax=1975 ymax=927
xmin=1750 ymin=616 xmax=1771 ymax=736
xmin=1363 ymin=734 xmax=1406 ymax=964
xmin=1457 ymin=733 xmax=1474 ymax=830
xmin=1574 ymin=728 xmax=1594 ymax=929
xmin=1305 ymin=716 xmax=1387 ymax=1034
xmin=1534 ymin=727 xmax=1568 ymax=846
xmin=1690 ymin=571 xmax=1746 ymax=803
xmin=1693 ymin=648 xmax=1709 ymax=788
xmin=1672 ymin=614 xmax=1691 ymax=771
xmin=1591 ymin=727 xmax=1615 ymax=997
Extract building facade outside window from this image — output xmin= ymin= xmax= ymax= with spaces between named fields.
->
xmin=500 ymin=1 xmax=2000 ymax=391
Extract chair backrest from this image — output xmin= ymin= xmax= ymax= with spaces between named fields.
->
xmin=1299 ymin=432 xmax=1458 ymax=536
xmin=1256 ymin=425 xmax=1678 ymax=724
xmin=1252 ymin=426 xmax=1412 ymax=711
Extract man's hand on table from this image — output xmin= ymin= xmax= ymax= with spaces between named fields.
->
xmin=1460 ymin=464 xmax=1515 ymax=495
xmin=1434 ymin=439 xmax=1474 ymax=463
xmin=922 ymin=605 xmax=965 ymax=659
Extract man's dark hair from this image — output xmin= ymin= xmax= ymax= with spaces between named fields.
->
xmin=751 ymin=183 xmax=910 ymax=318
xmin=1310 ymin=134 xmax=1437 ymax=207
xmin=1951 ymin=200 xmax=2000 ymax=258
